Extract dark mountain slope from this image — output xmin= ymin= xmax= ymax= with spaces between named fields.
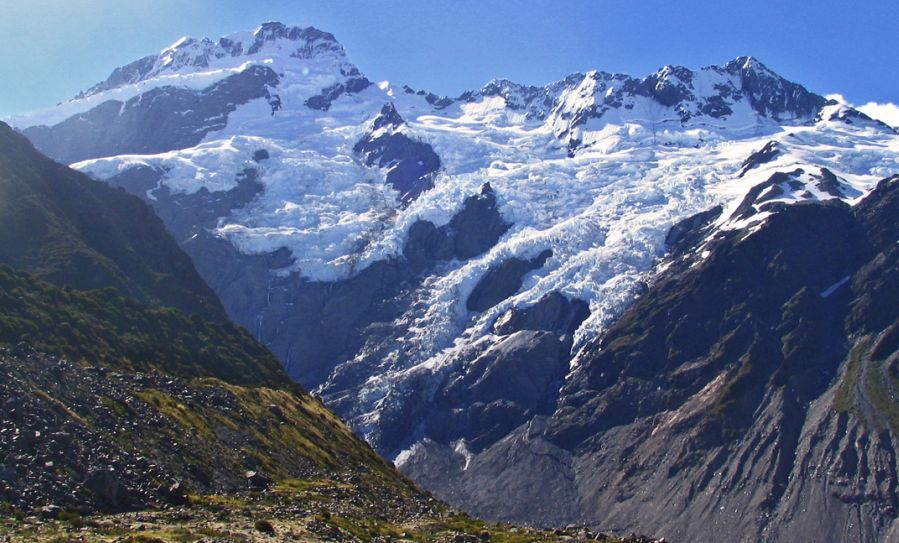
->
xmin=0 ymin=122 xmax=224 ymax=321
xmin=404 ymin=176 xmax=899 ymax=542
xmin=549 ymin=199 xmax=868 ymax=448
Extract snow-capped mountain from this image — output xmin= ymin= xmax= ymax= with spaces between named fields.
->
xmin=79 ymin=22 xmax=356 ymax=98
xmin=7 ymin=22 xmax=899 ymax=541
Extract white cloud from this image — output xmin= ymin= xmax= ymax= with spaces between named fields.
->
xmin=826 ymin=93 xmax=899 ymax=128
xmin=857 ymin=102 xmax=899 ymax=128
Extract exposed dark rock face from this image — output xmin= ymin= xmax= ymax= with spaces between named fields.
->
xmin=246 ymin=23 xmax=340 ymax=57
xmin=23 ymin=66 xmax=281 ymax=164
xmin=466 ymin=250 xmax=552 ymax=312
xmin=404 ymin=184 xmax=510 ymax=267
xmin=639 ymin=65 xmax=696 ymax=108
xmin=427 ymin=331 xmax=572 ymax=452
xmin=77 ymin=55 xmax=158 ymax=98
xmin=402 ymin=176 xmax=899 ymax=543
xmin=730 ymin=168 xmax=806 ymax=220
xmin=815 ymin=167 xmax=849 ymax=198
xmin=738 ymin=140 xmax=780 ymax=177
xmin=492 ymin=291 xmax=590 ymax=336
xmin=827 ymin=106 xmax=898 ymax=132
xmin=354 ymin=103 xmax=441 ymax=203
xmin=403 ymin=85 xmax=455 ymax=109
xmin=369 ymin=290 xmax=591 ymax=461
xmin=549 ymin=199 xmax=867 ymax=449
xmin=104 ymin=165 xmax=264 ymax=245
xmin=730 ymin=167 xmax=859 ymax=222
xmin=304 ymin=67 xmax=372 ymax=111
xmin=663 ymin=205 xmax=722 ymax=257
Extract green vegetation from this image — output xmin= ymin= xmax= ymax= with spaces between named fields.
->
xmin=711 ymin=352 xmax=756 ymax=418
xmin=135 ymin=389 xmax=215 ymax=440
xmin=56 ymin=511 xmax=82 ymax=529
xmin=0 ymin=122 xmax=223 ymax=321
xmin=223 ymin=384 xmax=402 ymax=480
xmin=0 ymin=265 xmax=287 ymax=387
xmin=865 ymin=363 xmax=897 ymax=432
xmin=833 ymin=341 xmax=866 ymax=413
xmin=831 ymin=333 xmax=899 ymax=435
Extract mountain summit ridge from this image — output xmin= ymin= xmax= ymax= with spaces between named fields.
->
xmin=80 ymin=22 xmax=347 ymax=98
xmin=10 ymin=19 xmax=865 ymax=144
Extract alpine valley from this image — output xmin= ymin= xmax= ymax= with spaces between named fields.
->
xmin=5 ymin=21 xmax=899 ymax=543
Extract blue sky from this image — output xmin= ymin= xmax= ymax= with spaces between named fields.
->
xmin=2 ymin=0 xmax=898 ymax=118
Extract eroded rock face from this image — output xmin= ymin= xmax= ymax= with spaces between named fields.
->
xmin=729 ymin=167 xmax=859 ymax=222
xmin=738 ymin=140 xmax=780 ymax=177
xmin=722 ymin=56 xmax=829 ymax=120
xmin=365 ymin=289 xmax=591 ymax=461
xmin=663 ymin=205 xmax=723 ymax=256
xmin=105 ymin=165 xmax=265 ymax=245
xmin=492 ymin=291 xmax=590 ymax=336
xmin=406 ymin=184 xmax=511 ymax=263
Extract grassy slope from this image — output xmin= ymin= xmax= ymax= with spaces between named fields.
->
xmin=0 ymin=121 xmax=224 ymax=321
xmin=0 ymin=265 xmax=285 ymax=387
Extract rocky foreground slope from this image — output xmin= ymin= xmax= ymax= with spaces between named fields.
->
xmin=1 ymin=344 xmax=638 ymax=543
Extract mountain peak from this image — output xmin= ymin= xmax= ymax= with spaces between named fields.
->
xmin=81 ymin=22 xmax=348 ymax=99
xmin=372 ymin=101 xmax=404 ymax=129
xmin=716 ymin=55 xmax=827 ymax=119
xmin=721 ymin=55 xmax=780 ymax=80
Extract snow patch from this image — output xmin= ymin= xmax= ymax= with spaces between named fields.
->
xmin=820 ymin=275 xmax=851 ymax=298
